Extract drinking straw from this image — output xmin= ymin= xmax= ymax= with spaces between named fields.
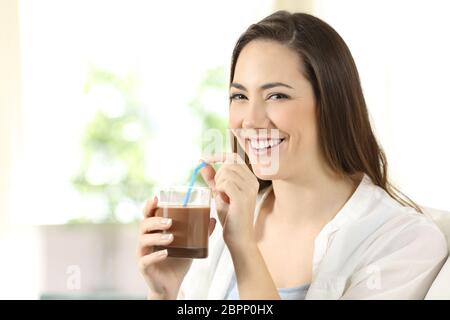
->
xmin=182 ymin=161 xmax=207 ymax=207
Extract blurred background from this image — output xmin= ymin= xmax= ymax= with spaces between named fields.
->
xmin=1 ymin=0 xmax=449 ymax=299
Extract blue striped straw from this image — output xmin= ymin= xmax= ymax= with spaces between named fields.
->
xmin=182 ymin=161 xmax=207 ymax=207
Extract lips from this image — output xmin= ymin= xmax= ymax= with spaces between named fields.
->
xmin=246 ymin=137 xmax=286 ymax=156
xmin=249 ymin=138 xmax=284 ymax=149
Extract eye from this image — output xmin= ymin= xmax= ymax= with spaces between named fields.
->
xmin=268 ymin=93 xmax=289 ymax=100
xmin=229 ymin=93 xmax=248 ymax=101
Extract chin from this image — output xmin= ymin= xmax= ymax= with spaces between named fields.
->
xmin=251 ymin=163 xmax=283 ymax=181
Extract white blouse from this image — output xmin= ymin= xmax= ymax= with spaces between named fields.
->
xmin=178 ymin=174 xmax=448 ymax=299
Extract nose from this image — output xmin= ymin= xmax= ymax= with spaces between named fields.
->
xmin=242 ymin=100 xmax=269 ymax=129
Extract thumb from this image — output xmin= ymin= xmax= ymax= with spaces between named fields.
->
xmin=199 ymin=163 xmax=230 ymax=204
xmin=199 ymin=163 xmax=216 ymax=189
xmin=208 ymin=217 xmax=216 ymax=237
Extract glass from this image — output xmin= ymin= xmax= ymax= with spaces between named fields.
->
xmin=154 ymin=186 xmax=211 ymax=258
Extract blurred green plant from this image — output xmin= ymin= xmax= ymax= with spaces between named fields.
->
xmin=188 ymin=66 xmax=229 ymax=185
xmin=70 ymin=66 xmax=154 ymax=224
xmin=70 ymin=65 xmax=228 ymax=224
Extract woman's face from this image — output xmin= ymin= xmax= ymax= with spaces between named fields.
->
xmin=229 ymin=39 xmax=321 ymax=180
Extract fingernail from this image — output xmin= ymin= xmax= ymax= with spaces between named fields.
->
xmin=158 ymin=249 xmax=168 ymax=256
xmin=161 ymin=218 xmax=172 ymax=225
xmin=160 ymin=233 xmax=173 ymax=240
xmin=153 ymin=195 xmax=158 ymax=202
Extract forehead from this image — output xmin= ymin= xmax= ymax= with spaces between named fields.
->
xmin=233 ymin=39 xmax=305 ymax=85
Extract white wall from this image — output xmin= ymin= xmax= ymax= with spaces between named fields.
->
xmin=0 ymin=0 xmax=21 ymax=230
xmin=0 ymin=0 xmax=41 ymax=299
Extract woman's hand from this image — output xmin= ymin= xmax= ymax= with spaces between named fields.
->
xmin=200 ymin=153 xmax=260 ymax=248
xmin=136 ymin=196 xmax=216 ymax=299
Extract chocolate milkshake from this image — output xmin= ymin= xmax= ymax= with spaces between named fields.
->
xmin=154 ymin=206 xmax=210 ymax=258
xmin=154 ymin=185 xmax=211 ymax=258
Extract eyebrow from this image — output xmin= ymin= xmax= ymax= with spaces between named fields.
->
xmin=230 ymin=82 xmax=294 ymax=91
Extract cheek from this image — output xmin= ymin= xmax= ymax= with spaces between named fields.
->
xmin=269 ymin=104 xmax=318 ymax=146
xmin=266 ymin=105 xmax=303 ymax=134
xmin=228 ymin=106 xmax=244 ymax=129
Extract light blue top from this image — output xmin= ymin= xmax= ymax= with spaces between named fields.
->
xmin=225 ymin=272 xmax=310 ymax=300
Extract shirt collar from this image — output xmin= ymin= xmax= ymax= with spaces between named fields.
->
xmin=253 ymin=174 xmax=377 ymax=272
xmin=255 ymin=174 xmax=375 ymax=232
xmin=316 ymin=173 xmax=375 ymax=237
xmin=312 ymin=173 xmax=376 ymax=271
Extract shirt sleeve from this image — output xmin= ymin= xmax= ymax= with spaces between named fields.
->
xmin=340 ymin=218 xmax=448 ymax=300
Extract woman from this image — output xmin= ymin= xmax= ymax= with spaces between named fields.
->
xmin=137 ymin=11 xmax=448 ymax=300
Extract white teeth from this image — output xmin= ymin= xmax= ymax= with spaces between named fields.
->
xmin=249 ymin=138 xmax=284 ymax=150
xmin=269 ymin=139 xmax=282 ymax=147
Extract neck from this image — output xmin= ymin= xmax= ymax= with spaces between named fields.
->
xmin=268 ymin=167 xmax=361 ymax=228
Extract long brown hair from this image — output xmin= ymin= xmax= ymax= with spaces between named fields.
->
xmin=230 ymin=10 xmax=422 ymax=213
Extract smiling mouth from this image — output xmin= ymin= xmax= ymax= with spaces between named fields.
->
xmin=246 ymin=137 xmax=286 ymax=155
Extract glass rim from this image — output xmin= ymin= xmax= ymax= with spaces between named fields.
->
xmin=155 ymin=185 xmax=212 ymax=207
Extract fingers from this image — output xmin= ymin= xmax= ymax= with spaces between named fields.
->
xmin=201 ymin=153 xmax=249 ymax=204
xmin=214 ymin=166 xmax=246 ymax=188
xmin=140 ymin=216 xmax=173 ymax=234
xmin=203 ymin=153 xmax=254 ymax=184
xmin=199 ymin=163 xmax=216 ymax=190
xmin=223 ymin=164 xmax=251 ymax=181
xmin=215 ymin=179 xmax=241 ymax=201
xmin=208 ymin=217 xmax=216 ymax=237
xmin=200 ymin=163 xmax=230 ymax=204
xmin=214 ymin=191 xmax=230 ymax=207
xmin=138 ymin=216 xmax=172 ymax=257
xmin=138 ymin=249 xmax=168 ymax=272
xmin=143 ymin=196 xmax=158 ymax=218
xmin=203 ymin=152 xmax=245 ymax=165
xmin=139 ymin=232 xmax=174 ymax=249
